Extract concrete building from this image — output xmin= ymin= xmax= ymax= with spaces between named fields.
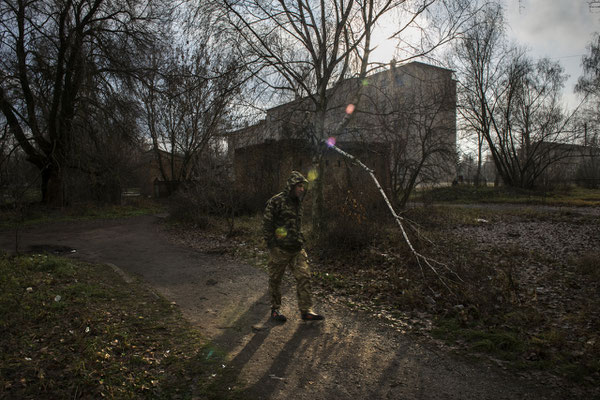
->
xmin=534 ymin=142 xmax=600 ymax=187
xmin=227 ymin=61 xmax=457 ymax=209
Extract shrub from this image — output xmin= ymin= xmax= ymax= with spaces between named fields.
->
xmin=321 ymin=190 xmax=377 ymax=251
xmin=168 ymin=171 xmax=247 ymax=228
xmin=168 ymin=188 xmax=213 ymax=228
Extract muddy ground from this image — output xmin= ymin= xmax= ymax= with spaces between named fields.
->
xmin=0 ymin=211 xmax=595 ymax=399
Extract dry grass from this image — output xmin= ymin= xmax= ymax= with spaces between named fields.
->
xmin=0 ymin=253 xmax=243 ymax=399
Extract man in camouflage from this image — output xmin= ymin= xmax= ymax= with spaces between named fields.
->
xmin=263 ymin=171 xmax=324 ymax=322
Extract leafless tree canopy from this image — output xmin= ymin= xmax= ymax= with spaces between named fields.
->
xmin=576 ymin=32 xmax=600 ymax=135
xmin=216 ymin=0 xmax=473 ymax=231
xmin=451 ymin=2 xmax=504 ymax=186
xmin=452 ymin=3 xmax=580 ymax=189
xmin=137 ymin=39 xmax=244 ymax=190
xmin=356 ymin=67 xmax=457 ymax=207
xmin=576 ymin=32 xmax=600 ymax=102
xmin=0 ymin=0 xmax=171 ymax=205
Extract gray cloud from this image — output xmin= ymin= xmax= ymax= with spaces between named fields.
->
xmin=504 ymin=0 xmax=599 ymax=106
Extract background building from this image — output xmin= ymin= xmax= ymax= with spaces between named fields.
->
xmin=228 ymin=61 xmax=457 ymax=210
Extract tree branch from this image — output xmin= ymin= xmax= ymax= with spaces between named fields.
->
xmin=325 ymin=139 xmax=463 ymax=292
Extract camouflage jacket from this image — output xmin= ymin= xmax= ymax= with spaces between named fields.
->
xmin=263 ymin=171 xmax=308 ymax=252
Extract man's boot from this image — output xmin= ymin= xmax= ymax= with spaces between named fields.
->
xmin=271 ymin=309 xmax=287 ymax=322
xmin=301 ymin=310 xmax=324 ymax=321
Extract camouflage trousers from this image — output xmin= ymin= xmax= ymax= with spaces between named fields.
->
xmin=268 ymin=247 xmax=313 ymax=313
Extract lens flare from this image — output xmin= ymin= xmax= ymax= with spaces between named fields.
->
xmin=326 ymin=137 xmax=336 ymax=148
xmin=275 ymin=227 xmax=288 ymax=239
xmin=345 ymin=104 xmax=355 ymax=115
xmin=361 ymin=79 xmax=369 ymax=86
xmin=307 ymin=168 xmax=318 ymax=182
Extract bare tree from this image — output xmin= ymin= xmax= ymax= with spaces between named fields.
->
xmin=357 ymin=64 xmax=457 ymax=207
xmin=218 ymin=0 xmax=473 ymax=232
xmin=0 ymin=0 xmax=169 ymax=206
xmin=453 ymin=3 xmax=579 ymax=189
xmin=0 ymin=121 xmax=10 ymax=182
xmin=69 ymin=90 xmax=144 ymax=203
xmin=0 ymin=131 xmax=42 ymax=253
xmin=577 ymin=32 xmax=600 ymax=104
xmin=0 ymin=126 xmax=34 ymax=203
xmin=138 ymin=39 xmax=243 ymax=193
xmin=567 ymin=33 xmax=600 ymax=187
xmin=451 ymin=2 xmax=505 ymax=186
xmin=576 ymin=33 xmax=600 ymax=138
xmin=456 ymin=152 xmax=476 ymax=183
xmin=487 ymin=53 xmax=578 ymax=188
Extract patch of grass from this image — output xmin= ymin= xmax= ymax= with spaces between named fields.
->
xmin=71 ymin=202 xmax=166 ymax=219
xmin=402 ymin=205 xmax=499 ymax=228
xmin=403 ymin=203 xmax=599 ymax=230
xmin=314 ymin=271 xmax=347 ymax=290
xmin=433 ymin=316 xmax=600 ymax=381
xmin=571 ymin=251 xmax=600 ymax=282
xmin=544 ymin=186 xmax=600 ymax=206
xmin=0 ymin=254 xmax=245 ymax=399
xmin=227 ymin=214 xmax=262 ymax=239
xmin=530 ymin=328 xmax=566 ymax=349
xmin=0 ymin=200 xmax=166 ymax=229
xmin=556 ymin=363 xmax=598 ymax=384
xmin=433 ymin=319 xmax=524 ymax=359
xmin=416 ymin=185 xmax=600 ymax=207
xmin=502 ymin=309 xmax=545 ymax=328
xmin=415 ymin=185 xmax=536 ymax=204
xmin=467 ymin=331 xmax=524 ymax=356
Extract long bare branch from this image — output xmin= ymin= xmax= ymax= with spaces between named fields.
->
xmin=325 ymin=139 xmax=463 ymax=292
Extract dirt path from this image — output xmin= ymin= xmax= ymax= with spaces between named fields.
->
xmin=0 ymin=215 xmax=580 ymax=399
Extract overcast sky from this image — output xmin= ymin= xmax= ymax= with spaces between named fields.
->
xmin=503 ymin=0 xmax=599 ymax=109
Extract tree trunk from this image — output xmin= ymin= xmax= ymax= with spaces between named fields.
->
xmin=475 ymin=136 xmax=483 ymax=186
xmin=311 ymin=153 xmax=325 ymax=235
xmin=311 ymin=109 xmax=328 ymax=235
xmin=42 ymin=167 xmax=65 ymax=207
